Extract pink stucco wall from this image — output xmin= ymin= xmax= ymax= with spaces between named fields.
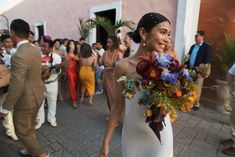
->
xmin=3 ymin=0 xmax=178 ymax=40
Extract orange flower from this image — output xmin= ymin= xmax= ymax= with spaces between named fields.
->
xmin=163 ymin=107 xmax=170 ymax=115
xmin=182 ymin=103 xmax=191 ymax=112
xmin=150 ymin=69 xmax=157 ymax=78
xmin=156 ymin=100 xmax=164 ymax=107
xmin=170 ymin=113 xmax=177 ymax=122
xmin=145 ymin=109 xmax=153 ymax=117
xmin=176 ymin=90 xmax=182 ymax=97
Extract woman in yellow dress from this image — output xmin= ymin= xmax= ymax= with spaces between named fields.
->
xmin=79 ymin=43 xmax=97 ymax=105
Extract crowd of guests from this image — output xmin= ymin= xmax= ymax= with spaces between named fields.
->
xmin=3 ymin=15 xmax=229 ymax=157
xmin=0 ymin=25 xmax=177 ymax=137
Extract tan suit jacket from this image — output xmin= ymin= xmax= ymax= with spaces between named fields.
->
xmin=2 ymin=42 xmax=45 ymax=156
xmin=3 ymin=43 xmax=45 ymax=111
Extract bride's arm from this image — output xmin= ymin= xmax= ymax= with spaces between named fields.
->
xmin=100 ymin=61 xmax=126 ymax=157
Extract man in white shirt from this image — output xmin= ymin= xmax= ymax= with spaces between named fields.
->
xmin=95 ymin=41 xmax=105 ymax=94
xmin=35 ymin=36 xmax=62 ymax=129
xmin=222 ymin=63 xmax=235 ymax=155
xmin=96 ymin=41 xmax=105 ymax=57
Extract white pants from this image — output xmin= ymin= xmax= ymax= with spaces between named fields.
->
xmin=0 ymin=94 xmax=16 ymax=136
xmin=37 ymin=81 xmax=58 ymax=124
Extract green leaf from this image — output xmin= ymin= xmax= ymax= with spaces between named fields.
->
xmin=218 ymin=34 xmax=235 ymax=79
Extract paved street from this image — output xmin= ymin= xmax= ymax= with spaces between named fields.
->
xmin=0 ymin=94 xmax=232 ymax=157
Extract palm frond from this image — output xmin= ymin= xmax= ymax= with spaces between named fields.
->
xmin=93 ymin=16 xmax=135 ymax=36
xmin=77 ymin=18 xmax=96 ymax=39
xmin=94 ymin=16 xmax=115 ymax=36
xmin=115 ymin=20 xmax=135 ymax=31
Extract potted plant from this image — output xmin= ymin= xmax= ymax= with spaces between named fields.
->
xmin=216 ymin=34 xmax=235 ymax=113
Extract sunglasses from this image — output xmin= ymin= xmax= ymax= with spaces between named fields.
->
xmin=195 ymin=34 xmax=199 ymax=38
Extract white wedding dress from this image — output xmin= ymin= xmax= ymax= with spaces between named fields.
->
xmin=122 ymin=91 xmax=173 ymax=157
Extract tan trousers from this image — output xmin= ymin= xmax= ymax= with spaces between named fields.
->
xmin=195 ymin=77 xmax=204 ymax=107
xmin=13 ymin=106 xmax=44 ymax=157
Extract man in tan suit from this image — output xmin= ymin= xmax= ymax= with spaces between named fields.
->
xmin=0 ymin=19 xmax=48 ymax=157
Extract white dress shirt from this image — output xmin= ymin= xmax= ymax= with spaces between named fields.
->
xmin=42 ymin=52 xmax=62 ymax=83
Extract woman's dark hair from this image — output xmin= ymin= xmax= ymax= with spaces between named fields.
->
xmin=80 ymin=43 xmax=93 ymax=58
xmin=53 ymin=39 xmax=61 ymax=45
xmin=43 ymin=36 xmax=54 ymax=48
xmin=107 ymin=36 xmax=120 ymax=50
xmin=62 ymin=38 xmax=69 ymax=45
xmin=10 ymin=19 xmax=30 ymax=39
xmin=123 ymin=32 xmax=133 ymax=58
xmin=79 ymin=37 xmax=85 ymax=41
xmin=132 ymin=12 xmax=170 ymax=43
xmin=66 ymin=40 xmax=78 ymax=54
xmin=1 ymin=34 xmax=10 ymax=42
xmin=126 ymin=32 xmax=133 ymax=39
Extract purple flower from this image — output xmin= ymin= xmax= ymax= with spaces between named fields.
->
xmin=155 ymin=53 xmax=173 ymax=68
xmin=160 ymin=68 xmax=179 ymax=84
xmin=182 ymin=69 xmax=193 ymax=81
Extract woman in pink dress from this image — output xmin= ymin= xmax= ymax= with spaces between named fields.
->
xmin=66 ymin=40 xmax=79 ymax=108
xmin=100 ymin=36 xmax=123 ymax=112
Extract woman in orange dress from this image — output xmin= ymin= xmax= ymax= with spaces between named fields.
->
xmin=100 ymin=36 xmax=123 ymax=112
xmin=79 ymin=43 xmax=97 ymax=105
xmin=66 ymin=40 xmax=79 ymax=108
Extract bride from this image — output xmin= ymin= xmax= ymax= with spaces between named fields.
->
xmin=100 ymin=12 xmax=173 ymax=157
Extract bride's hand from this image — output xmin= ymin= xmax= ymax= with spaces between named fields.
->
xmin=100 ymin=144 xmax=109 ymax=157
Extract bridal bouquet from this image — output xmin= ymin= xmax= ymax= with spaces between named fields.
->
xmin=196 ymin=63 xmax=211 ymax=78
xmin=117 ymin=52 xmax=199 ymax=142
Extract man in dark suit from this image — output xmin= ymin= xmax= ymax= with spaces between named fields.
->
xmin=188 ymin=30 xmax=212 ymax=110
xmin=0 ymin=19 xmax=48 ymax=157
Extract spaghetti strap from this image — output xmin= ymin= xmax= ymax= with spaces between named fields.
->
xmin=126 ymin=71 xmax=137 ymax=78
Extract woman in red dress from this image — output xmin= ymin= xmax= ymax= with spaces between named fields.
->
xmin=66 ymin=40 xmax=79 ymax=108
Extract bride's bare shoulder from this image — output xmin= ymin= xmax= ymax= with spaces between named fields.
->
xmin=115 ymin=58 xmax=132 ymax=75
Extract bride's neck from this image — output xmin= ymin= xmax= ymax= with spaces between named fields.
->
xmin=134 ymin=45 xmax=151 ymax=58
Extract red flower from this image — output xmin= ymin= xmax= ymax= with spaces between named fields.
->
xmin=145 ymin=66 xmax=162 ymax=80
xmin=41 ymin=55 xmax=53 ymax=64
xmin=136 ymin=58 xmax=150 ymax=77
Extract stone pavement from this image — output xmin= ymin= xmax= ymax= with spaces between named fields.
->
xmin=0 ymin=94 xmax=232 ymax=157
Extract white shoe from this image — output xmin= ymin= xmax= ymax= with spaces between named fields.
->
xmin=7 ymin=133 xmax=19 ymax=141
xmin=49 ymin=121 xmax=57 ymax=127
xmin=19 ymin=149 xmax=30 ymax=156
xmin=194 ymin=103 xmax=200 ymax=107
xmin=35 ymin=122 xmax=44 ymax=130
xmin=95 ymin=91 xmax=103 ymax=95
